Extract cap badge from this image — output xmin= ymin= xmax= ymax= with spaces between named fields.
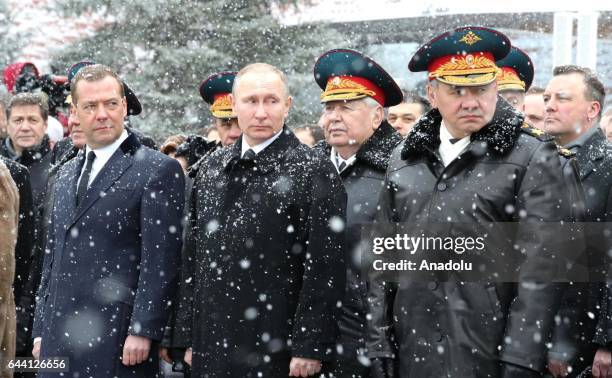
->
xmin=460 ymin=31 xmax=482 ymax=45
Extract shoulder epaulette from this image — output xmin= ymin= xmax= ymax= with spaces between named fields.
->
xmin=556 ymin=145 xmax=575 ymax=158
xmin=520 ymin=122 xmax=553 ymax=141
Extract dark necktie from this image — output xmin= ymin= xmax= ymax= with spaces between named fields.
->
xmin=337 ymin=161 xmax=347 ymax=173
xmin=242 ymin=149 xmax=257 ymax=161
xmin=449 ymin=138 xmax=461 ymax=144
xmin=76 ymin=151 xmax=96 ymax=206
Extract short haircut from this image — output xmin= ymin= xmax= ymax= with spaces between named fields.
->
xmin=7 ymin=92 xmax=49 ymax=121
xmin=233 ymin=63 xmax=290 ymax=98
xmin=160 ymin=134 xmax=187 ymax=155
xmin=362 ymin=96 xmax=383 ymax=110
xmin=400 ymin=89 xmax=431 ymax=113
xmin=526 ymin=86 xmax=545 ymax=95
xmin=70 ymin=64 xmax=125 ymax=104
xmin=552 ymin=65 xmax=605 ymax=119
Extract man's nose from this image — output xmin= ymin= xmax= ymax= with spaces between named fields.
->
xmin=324 ymin=109 xmax=341 ymax=127
xmin=254 ymin=103 xmax=267 ymax=118
xmin=95 ymin=104 xmax=110 ymax=119
xmin=544 ymin=98 xmax=556 ymax=113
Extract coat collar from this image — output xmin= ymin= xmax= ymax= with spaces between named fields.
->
xmin=2 ymin=134 xmax=52 ymax=164
xmin=223 ymin=125 xmax=300 ymax=173
xmin=315 ymin=120 xmax=402 ymax=172
xmin=401 ymin=96 xmax=523 ymax=160
xmin=573 ymin=126 xmax=609 ymax=180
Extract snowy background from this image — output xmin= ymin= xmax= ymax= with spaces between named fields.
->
xmin=2 ymin=0 xmax=611 ymax=140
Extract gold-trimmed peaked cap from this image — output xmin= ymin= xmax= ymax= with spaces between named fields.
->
xmin=199 ymin=71 xmax=237 ymax=119
xmin=314 ymin=49 xmax=403 ymax=107
xmin=496 ymin=46 xmax=534 ymax=92
xmin=409 ymin=26 xmax=511 ymax=87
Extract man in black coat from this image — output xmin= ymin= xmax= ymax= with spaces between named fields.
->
xmin=542 ymin=65 xmax=612 ymax=378
xmin=366 ymin=26 xmax=574 ymax=378
xmin=176 ymin=63 xmax=346 ymax=377
xmin=312 ymin=48 xmax=403 ymax=377
xmin=1 ymin=92 xmax=54 ymax=366
xmin=32 ymin=64 xmax=184 ymax=377
xmin=0 ymin=156 xmax=34 ymax=321
xmin=159 ymin=72 xmax=239 ymax=376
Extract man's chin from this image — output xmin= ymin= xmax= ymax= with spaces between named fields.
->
xmin=15 ymin=140 xmax=37 ymax=149
xmin=456 ymin=122 xmax=487 ymax=134
xmin=329 ymin=137 xmax=349 ymax=147
xmin=543 ymin=123 xmax=562 ymax=135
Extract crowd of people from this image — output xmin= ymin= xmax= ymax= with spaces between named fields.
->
xmin=0 ymin=24 xmax=611 ymax=378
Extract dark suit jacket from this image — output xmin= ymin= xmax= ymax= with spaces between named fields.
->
xmin=33 ymin=132 xmax=184 ymax=377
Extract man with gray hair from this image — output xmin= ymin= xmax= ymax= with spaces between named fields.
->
xmin=313 ymin=48 xmax=403 ymax=377
xmin=176 ymin=62 xmax=346 ymax=377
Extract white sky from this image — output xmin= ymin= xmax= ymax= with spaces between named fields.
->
xmin=277 ymin=0 xmax=612 ymax=24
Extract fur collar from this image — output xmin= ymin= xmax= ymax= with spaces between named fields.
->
xmin=401 ymin=96 xmax=524 ymax=159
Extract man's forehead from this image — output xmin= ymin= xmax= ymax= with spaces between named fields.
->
xmin=547 ymin=73 xmax=584 ymax=91
xmin=525 ymin=93 xmax=544 ymax=100
xmin=77 ymin=77 xmax=123 ymax=96
xmin=236 ymin=71 xmax=285 ymax=94
xmin=239 ymin=71 xmax=281 ymax=86
xmin=10 ymin=105 xmax=43 ymax=117
xmin=390 ymin=102 xmax=422 ymax=114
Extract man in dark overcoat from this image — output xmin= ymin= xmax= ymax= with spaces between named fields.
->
xmin=542 ymin=65 xmax=612 ymax=378
xmin=312 ymin=48 xmax=403 ymax=378
xmin=366 ymin=26 xmax=574 ymax=378
xmin=177 ymin=63 xmax=346 ymax=377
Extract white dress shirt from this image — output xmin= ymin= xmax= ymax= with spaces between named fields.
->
xmin=240 ymin=129 xmax=283 ymax=158
xmin=77 ymin=129 xmax=129 ymax=188
xmin=330 ymin=147 xmax=356 ymax=173
xmin=438 ymin=122 xmax=471 ymax=167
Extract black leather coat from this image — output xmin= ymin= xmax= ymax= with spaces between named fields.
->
xmin=367 ymin=98 xmax=573 ymax=377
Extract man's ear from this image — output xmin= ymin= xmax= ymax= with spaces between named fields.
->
xmin=587 ymin=101 xmax=601 ymax=123
xmin=372 ymin=105 xmax=384 ymax=129
xmin=427 ymin=83 xmax=437 ymax=109
xmin=284 ymin=96 xmax=293 ymax=118
xmin=121 ymin=97 xmax=128 ymax=118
